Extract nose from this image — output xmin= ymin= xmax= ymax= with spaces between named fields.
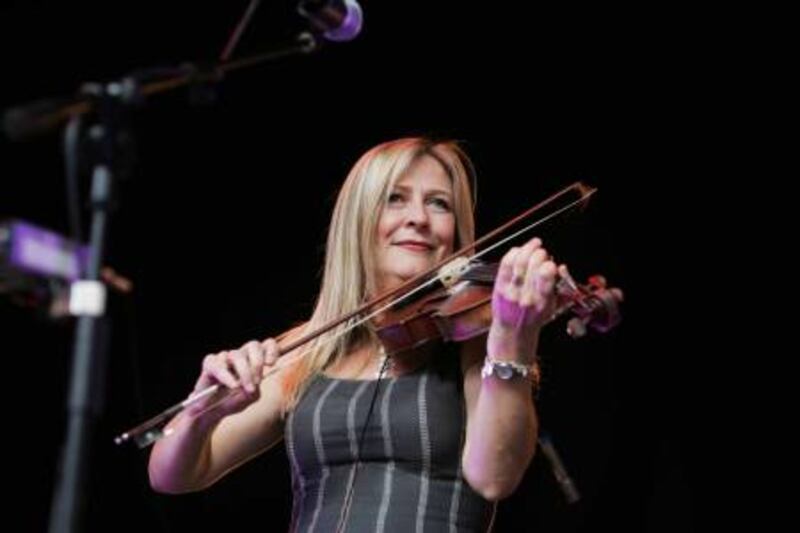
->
xmin=405 ymin=197 xmax=429 ymax=227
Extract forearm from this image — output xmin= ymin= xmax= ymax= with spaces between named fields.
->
xmin=147 ymin=410 xmax=222 ymax=494
xmin=462 ymin=328 xmax=539 ymax=500
xmin=148 ymin=337 xmax=287 ymax=494
xmin=463 ymin=374 xmax=537 ymax=501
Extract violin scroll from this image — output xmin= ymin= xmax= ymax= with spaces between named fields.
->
xmin=555 ymin=273 xmax=624 ymax=338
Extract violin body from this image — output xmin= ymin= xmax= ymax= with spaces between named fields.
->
xmin=374 ymin=261 xmax=623 ymax=356
xmin=375 ymin=283 xmax=494 ymax=356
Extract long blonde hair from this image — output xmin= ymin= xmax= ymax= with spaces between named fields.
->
xmin=282 ymin=138 xmax=477 ymax=412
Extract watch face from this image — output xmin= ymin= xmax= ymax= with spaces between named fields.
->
xmin=497 ymin=365 xmax=514 ymax=380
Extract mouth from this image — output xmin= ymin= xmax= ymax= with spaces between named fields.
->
xmin=393 ymin=240 xmax=434 ymax=252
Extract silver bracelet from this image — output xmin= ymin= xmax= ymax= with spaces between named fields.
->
xmin=481 ymin=356 xmax=535 ymax=381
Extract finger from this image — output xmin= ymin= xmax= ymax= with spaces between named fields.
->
xmin=535 ymin=261 xmax=558 ymax=316
xmin=529 ymin=248 xmax=548 ymax=270
xmin=537 ymin=261 xmax=558 ymax=298
xmin=497 ymin=247 xmax=521 ymax=286
xmin=519 ymin=248 xmax=551 ymax=306
xmin=513 ymin=240 xmax=542 ymax=279
xmin=525 ymin=237 xmax=542 ymax=250
xmin=262 ymin=338 xmax=280 ymax=367
xmin=201 ymin=353 xmax=239 ymax=390
xmin=558 ymin=263 xmax=569 ymax=277
xmin=242 ymin=341 xmax=265 ymax=387
xmin=518 ymin=248 xmax=545 ymax=304
xmin=228 ymin=350 xmax=256 ymax=393
xmin=508 ymin=242 xmax=538 ymax=300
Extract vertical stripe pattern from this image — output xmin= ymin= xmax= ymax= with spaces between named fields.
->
xmin=307 ymin=379 xmax=339 ymax=533
xmin=286 ymin=350 xmax=493 ymax=533
xmin=376 ymin=378 xmax=398 ymax=532
xmin=285 ymin=409 xmax=303 ymax=533
xmin=415 ymin=373 xmax=431 ymax=533
xmin=335 ymin=380 xmax=372 ymax=531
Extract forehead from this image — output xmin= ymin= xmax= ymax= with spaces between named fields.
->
xmin=393 ymin=154 xmax=452 ymax=191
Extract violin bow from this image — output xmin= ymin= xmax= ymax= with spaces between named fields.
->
xmin=115 ymin=181 xmax=596 ymax=447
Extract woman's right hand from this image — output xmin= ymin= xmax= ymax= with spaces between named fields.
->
xmin=185 ymin=338 xmax=280 ymax=419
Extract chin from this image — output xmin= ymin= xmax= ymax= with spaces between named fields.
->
xmin=381 ymin=263 xmax=432 ymax=287
xmin=378 ymin=249 xmax=441 ymax=285
xmin=400 ymin=257 xmax=436 ymax=273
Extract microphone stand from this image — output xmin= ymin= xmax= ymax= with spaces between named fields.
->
xmin=3 ymin=32 xmax=318 ymax=141
xmin=3 ymin=31 xmax=319 ymax=533
xmin=47 ymin=81 xmax=129 ymax=533
xmin=538 ymin=431 xmax=581 ymax=504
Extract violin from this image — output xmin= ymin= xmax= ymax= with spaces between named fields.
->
xmin=374 ymin=261 xmax=623 ymax=356
xmin=115 ymin=181 xmax=623 ymax=447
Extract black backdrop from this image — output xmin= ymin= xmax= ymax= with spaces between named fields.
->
xmin=1 ymin=2 xmax=705 ymax=532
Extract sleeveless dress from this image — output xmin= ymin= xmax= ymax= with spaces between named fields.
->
xmin=285 ymin=345 xmax=494 ymax=532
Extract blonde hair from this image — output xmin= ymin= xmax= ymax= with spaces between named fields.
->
xmin=281 ymin=137 xmax=477 ymax=412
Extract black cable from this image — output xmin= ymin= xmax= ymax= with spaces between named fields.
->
xmin=334 ymin=353 xmax=392 ymax=533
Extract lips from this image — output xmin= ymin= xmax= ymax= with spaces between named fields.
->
xmin=393 ymin=240 xmax=434 ymax=251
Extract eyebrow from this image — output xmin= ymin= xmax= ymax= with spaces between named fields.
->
xmin=392 ymin=184 xmax=453 ymax=197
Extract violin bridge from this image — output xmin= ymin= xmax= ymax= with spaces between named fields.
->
xmin=437 ymin=257 xmax=471 ymax=289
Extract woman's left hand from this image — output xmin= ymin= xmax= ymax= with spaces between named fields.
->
xmin=488 ymin=237 xmax=559 ymax=362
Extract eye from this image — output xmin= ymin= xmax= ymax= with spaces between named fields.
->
xmin=428 ymin=197 xmax=452 ymax=212
xmin=387 ymin=191 xmax=405 ymax=205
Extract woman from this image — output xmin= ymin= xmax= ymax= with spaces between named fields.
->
xmin=148 ymin=137 xmax=559 ymax=532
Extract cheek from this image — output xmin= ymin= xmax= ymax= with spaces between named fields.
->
xmin=440 ymin=218 xmax=456 ymax=248
xmin=378 ymin=211 xmax=402 ymax=239
xmin=375 ymin=215 xmax=394 ymax=245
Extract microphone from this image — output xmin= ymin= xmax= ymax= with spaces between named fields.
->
xmin=298 ymin=0 xmax=363 ymax=42
xmin=1 ymin=219 xmax=131 ymax=318
xmin=1 ymin=220 xmax=88 ymax=282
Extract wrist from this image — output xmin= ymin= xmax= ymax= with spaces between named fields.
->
xmin=481 ymin=355 xmax=535 ymax=379
xmin=487 ymin=325 xmax=539 ymax=364
xmin=480 ymin=354 xmax=542 ymax=393
xmin=178 ymin=406 xmax=224 ymax=438
xmin=183 ymin=387 xmax=228 ymax=425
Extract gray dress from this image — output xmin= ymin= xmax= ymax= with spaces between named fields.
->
xmin=285 ymin=345 xmax=494 ymax=532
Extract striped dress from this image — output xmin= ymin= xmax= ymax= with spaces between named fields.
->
xmin=285 ymin=346 xmax=494 ymax=532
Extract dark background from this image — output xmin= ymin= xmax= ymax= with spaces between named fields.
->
xmin=1 ymin=2 xmax=710 ymax=531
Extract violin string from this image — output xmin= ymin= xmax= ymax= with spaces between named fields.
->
xmin=461 ymin=263 xmax=497 ymax=283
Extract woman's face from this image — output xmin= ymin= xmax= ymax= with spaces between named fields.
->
xmin=374 ymin=154 xmax=456 ymax=294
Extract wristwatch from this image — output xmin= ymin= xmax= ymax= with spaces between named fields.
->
xmin=481 ymin=356 xmax=534 ymax=380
